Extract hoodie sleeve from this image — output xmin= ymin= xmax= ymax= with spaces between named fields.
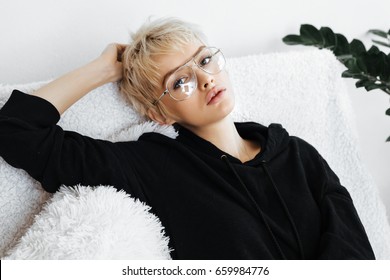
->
xmin=315 ymin=152 xmax=376 ymax=259
xmin=0 ymin=90 xmax=142 ymax=196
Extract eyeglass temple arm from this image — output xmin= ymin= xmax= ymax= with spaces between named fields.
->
xmin=152 ymin=89 xmax=169 ymax=106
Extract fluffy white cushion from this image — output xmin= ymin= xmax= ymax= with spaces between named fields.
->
xmin=1 ymin=48 xmax=389 ymax=259
xmin=3 ymin=186 xmax=171 ymax=260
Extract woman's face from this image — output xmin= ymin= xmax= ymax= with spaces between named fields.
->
xmin=149 ymin=42 xmax=235 ymax=130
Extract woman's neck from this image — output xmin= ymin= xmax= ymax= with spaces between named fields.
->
xmin=186 ymin=115 xmax=254 ymax=162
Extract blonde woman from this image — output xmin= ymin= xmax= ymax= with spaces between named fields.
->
xmin=0 ymin=17 xmax=375 ymax=260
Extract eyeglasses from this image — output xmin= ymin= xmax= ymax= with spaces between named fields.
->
xmin=152 ymin=47 xmax=226 ymax=106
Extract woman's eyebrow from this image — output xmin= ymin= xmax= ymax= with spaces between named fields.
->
xmin=161 ymin=46 xmax=206 ymax=87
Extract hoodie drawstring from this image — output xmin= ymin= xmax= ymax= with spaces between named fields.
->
xmin=261 ymin=161 xmax=305 ymax=260
xmin=221 ymin=154 xmax=305 ymax=260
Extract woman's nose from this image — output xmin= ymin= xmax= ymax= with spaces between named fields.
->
xmin=195 ymin=68 xmax=215 ymax=90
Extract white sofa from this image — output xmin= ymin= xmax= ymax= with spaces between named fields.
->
xmin=1 ymin=49 xmax=389 ymax=259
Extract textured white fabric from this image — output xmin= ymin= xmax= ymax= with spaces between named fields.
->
xmin=0 ymin=48 xmax=389 ymax=259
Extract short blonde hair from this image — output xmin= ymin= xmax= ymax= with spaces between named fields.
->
xmin=119 ymin=17 xmax=207 ymax=121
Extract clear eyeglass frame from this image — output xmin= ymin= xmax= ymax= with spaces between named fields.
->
xmin=152 ymin=47 xmax=225 ymax=106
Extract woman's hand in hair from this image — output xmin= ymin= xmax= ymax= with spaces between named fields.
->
xmin=96 ymin=43 xmax=128 ymax=83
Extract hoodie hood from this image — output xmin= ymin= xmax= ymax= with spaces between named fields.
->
xmin=175 ymin=121 xmax=291 ymax=165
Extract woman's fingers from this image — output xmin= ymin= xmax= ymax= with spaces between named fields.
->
xmin=96 ymin=43 xmax=129 ymax=83
xmin=115 ymin=44 xmax=128 ymax=62
xmin=101 ymin=43 xmax=127 ymax=60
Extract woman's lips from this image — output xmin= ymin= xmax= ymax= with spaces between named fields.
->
xmin=206 ymin=86 xmax=227 ymax=105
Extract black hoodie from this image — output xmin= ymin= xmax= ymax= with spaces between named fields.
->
xmin=0 ymin=90 xmax=375 ymax=260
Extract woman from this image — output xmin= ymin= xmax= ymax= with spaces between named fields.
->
xmin=0 ymin=17 xmax=375 ymax=260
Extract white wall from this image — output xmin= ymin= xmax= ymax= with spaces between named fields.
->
xmin=1 ymin=0 xmax=389 ymax=222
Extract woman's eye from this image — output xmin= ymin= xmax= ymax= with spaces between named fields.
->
xmin=200 ymin=56 xmax=212 ymax=66
xmin=173 ymin=77 xmax=186 ymax=90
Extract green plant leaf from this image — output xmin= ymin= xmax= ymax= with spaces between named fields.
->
xmin=386 ymin=135 xmax=390 ymax=142
xmin=342 ymin=70 xmax=355 ymax=78
xmin=342 ymin=70 xmax=366 ymax=79
xmin=344 ymin=58 xmax=358 ymax=71
xmin=372 ymin=40 xmax=390 ymax=48
xmin=343 ymin=58 xmax=366 ymax=78
xmin=356 ymin=57 xmax=368 ymax=73
xmin=334 ymin=33 xmax=350 ymax=56
xmin=350 ymin=39 xmax=366 ymax=56
xmin=367 ymin=45 xmax=381 ymax=54
xmin=355 ymin=52 xmax=386 ymax=78
xmin=365 ymin=83 xmax=387 ymax=91
xmin=386 ymin=108 xmax=390 ymax=116
xmin=368 ymin=29 xmax=388 ymax=38
xmin=300 ymin=24 xmax=323 ymax=45
xmin=319 ymin=27 xmax=336 ymax=49
xmin=282 ymin=35 xmax=305 ymax=45
xmin=367 ymin=52 xmax=386 ymax=77
xmin=380 ymin=55 xmax=390 ymax=81
xmin=355 ymin=79 xmax=371 ymax=88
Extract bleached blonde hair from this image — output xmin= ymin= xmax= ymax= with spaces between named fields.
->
xmin=119 ymin=17 xmax=207 ymax=121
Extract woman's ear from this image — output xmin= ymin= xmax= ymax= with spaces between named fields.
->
xmin=147 ymin=107 xmax=175 ymax=125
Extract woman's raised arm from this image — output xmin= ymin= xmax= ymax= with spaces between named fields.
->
xmin=33 ymin=43 xmax=127 ymax=115
xmin=0 ymin=43 xmax=150 ymax=195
